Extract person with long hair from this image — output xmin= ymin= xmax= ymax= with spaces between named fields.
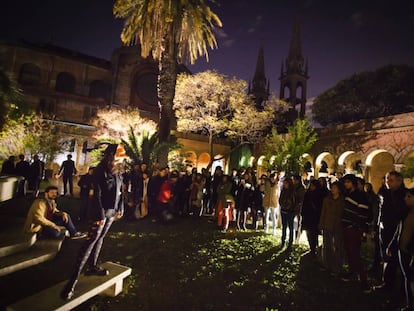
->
xmin=301 ymin=179 xmax=326 ymax=255
xmin=279 ymin=177 xmax=296 ymax=249
xmin=61 ymin=144 xmax=124 ymax=300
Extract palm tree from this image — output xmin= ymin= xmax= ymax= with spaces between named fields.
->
xmin=113 ymin=0 xmax=222 ymax=166
xmin=122 ymin=126 xmax=181 ymax=170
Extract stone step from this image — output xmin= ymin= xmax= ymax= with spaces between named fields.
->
xmin=0 ymin=217 xmax=36 ymax=258
xmin=0 ymin=232 xmax=37 ymax=258
xmin=0 ymin=235 xmax=65 ymax=277
xmin=6 ymin=261 xmax=132 ymax=311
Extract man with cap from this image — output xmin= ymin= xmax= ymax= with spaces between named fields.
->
xmin=340 ymin=174 xmax=372 ymax=291
xmin=61 ymin=144 xmax=124 ymax=300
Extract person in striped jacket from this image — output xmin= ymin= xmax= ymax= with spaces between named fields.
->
xmin=340 ymin=174 xmax=372 ymax=291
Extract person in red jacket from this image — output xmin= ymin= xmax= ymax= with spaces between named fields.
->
xmin=156 ymin=170 xmax=179 ymax=223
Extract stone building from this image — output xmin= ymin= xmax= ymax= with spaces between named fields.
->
xmin=0 ymin=42 xmax=230 ymax=174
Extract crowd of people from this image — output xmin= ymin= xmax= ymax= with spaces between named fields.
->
xmin=118 ymin=164 xmax=413 ymax=310
xmin=2 ymin=150 xmax=414 ymax=309
xmin=1 ymin=154 xmax=45 ymax=197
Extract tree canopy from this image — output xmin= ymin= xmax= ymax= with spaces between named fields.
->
xmin=92 ymin=106 xmax=157 ymax=141
xmin=174 ymin=70 xmax=275 ymax=164
xmin=264 ymin=118 xmax=317 ymax=175
xmin=114 ymin=0 xmax=222 ymax=166
xmin=312 ymin=65 xmax=414 ymax=126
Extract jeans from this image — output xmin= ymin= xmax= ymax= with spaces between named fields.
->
xmin=281 ymin=211 xmax=295 ymax=247
xmin=42 ymin=213 xmax=77 ymax=237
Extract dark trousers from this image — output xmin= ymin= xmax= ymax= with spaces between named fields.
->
xmin=399 ymin=250 xmax=413 ymax=308
xmin=42 ymin=214 xmax=77 ymax=237
xmin=63 ymin=175 xmax=74 ymax=195
xmin=305 ymin=228 xmax=319 ymax=253
xmin=68 ymin=217 xmax=114 ymax=282
xmin=281 ymin=211 xmax=295 ymax=247
xmin=343 ymin=226 xmax=367 ymax=281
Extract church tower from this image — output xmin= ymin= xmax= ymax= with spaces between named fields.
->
xmin=279 ymin=17 xmax=309 ymax=119
xmin=249 ymin=45 xmax=269 ymax=110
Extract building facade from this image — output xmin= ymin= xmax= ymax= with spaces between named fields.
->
xmin=0 ymin=42 xmax=230 ymax=174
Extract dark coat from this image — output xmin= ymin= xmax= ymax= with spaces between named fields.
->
xmin=301 ymin=188 xmax=326 ymax=230
xmin=89 ymin=165 xmax=124 ymax=221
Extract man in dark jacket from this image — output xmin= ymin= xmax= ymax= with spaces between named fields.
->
xmin=59 ymin=154 xmax=77 ymax=196
xmin=375 ymin=171 xmax=407 ymax=295
xmin=341 ymin=174 xmax=372 ymax=291
xmin=61 ymin=144 xmax=124 ymax=300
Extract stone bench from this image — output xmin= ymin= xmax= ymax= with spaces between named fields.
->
xmin=0 ymin=218 xmax=66 ymax=277
xmin=6 ymin=261 xmax=132 ymax=311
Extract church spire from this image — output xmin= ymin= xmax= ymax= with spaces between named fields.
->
xmin=279 ymin=15 xmax=309 ymax=122
xmin=250 ymin=45 xmax=269 ymax=110
xmin=286 ymin=15 xmax=305 ymax=75
xmin=254 ymin=45 xmax=266 ymax=81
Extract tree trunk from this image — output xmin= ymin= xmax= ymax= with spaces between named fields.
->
xmin=208 ymin=131 xmax=214 ymax=169
xmin=157 ymin=34 xmax=177 ymax=167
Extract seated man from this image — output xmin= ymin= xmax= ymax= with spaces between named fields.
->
xmin=23 ymin=185 xmax=86 ymax=239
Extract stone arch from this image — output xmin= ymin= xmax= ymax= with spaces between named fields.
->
xmin=302 ymin=153 xmax=314 ymax=178
xmin=55 ymin=72 xmax=76 ymax=93
xmin=338 ymin=151 xmax=362 ymax=175
xmin=212 ymin=154 xmax=226 ymax=174
xmin=198 ymin=153 xmax=210 ymax=171
xmin=315 ymin=152 xmax=335 ymax=178
xmin=256 ymin=155 xmax=267 ymax=177
xmin=184 ymin=151 xmax=197 ymax=172
xmin=249 ymin=156 xmax=256 ymax=168
xmin=402 ymin=149 xmax=414 ymax=188
xmin=365 ymin=149 xmax=395 ymax=193
xmin=19 ymin=63 xmax=41 ymax=86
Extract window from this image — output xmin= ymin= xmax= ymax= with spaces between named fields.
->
xmin=19 ymin=63 xmax=41 ymax=86
xmin=38 ymin=99 xmax=56 ymax=115
xmin=89 ymin=80 xmax=110 ymax=101
xmin=55 ymin=72 xmax=76 ymax=93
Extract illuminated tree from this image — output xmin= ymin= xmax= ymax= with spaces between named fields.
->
xmin=264 ymin=118 xmax=317 ymax=175
xmin=0 ymin=113 xmax=63 ymax=163
xmin=92 ymin=106 xmax=157 ymax=141
xmin=0 ymin=68 xmax=23 ymax=131
xmin=174 ymin=71 xmax=275 ymax=166
xmin=113 ymin=0 xmax=222 ymax=165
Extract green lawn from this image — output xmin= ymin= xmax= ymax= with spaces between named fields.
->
xmin=0 ymin=197 xmax=393 ymax=310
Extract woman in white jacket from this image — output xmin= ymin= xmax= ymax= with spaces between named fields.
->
xmin=262 ymin=173 xmax=279 ymax=235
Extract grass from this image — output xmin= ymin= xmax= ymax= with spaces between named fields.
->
xmin=0 ymin=196 xmax=393 ymax=311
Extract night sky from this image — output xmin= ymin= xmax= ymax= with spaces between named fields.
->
xmin=1 ymin=0 xmax=413 ymax=98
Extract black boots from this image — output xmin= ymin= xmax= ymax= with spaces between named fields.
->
xmin=60 ymin=279 xmax=78 ymax=300
xmin=85 ymin=265 xmax=109 ymax=276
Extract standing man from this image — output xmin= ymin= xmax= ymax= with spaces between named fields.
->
xmin=374 ymin=171 xmax=407 ymax=296
xmin=59 ymin=154 xmax=77 ymax=196
xmin=15 ymin=154 xmax=30 ymax=196
xmin=341 ymin=174 xmax=372 ymax=291
xmin=61 ymin=144 xmax=124 ymax=300
xmin=29 ymin=154 xmax=45 ymax=197
xmin=1 ymin=155 xmax=16 ymax=175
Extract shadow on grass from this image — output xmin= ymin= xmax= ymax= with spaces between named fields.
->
xmin=0 ymin=198 xmax=393 ymax=311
